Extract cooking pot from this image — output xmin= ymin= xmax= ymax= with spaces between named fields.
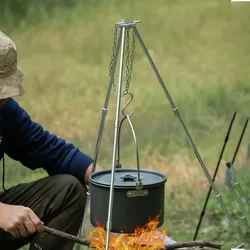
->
xmin=89 ymin=168 xmax=167 ymax=233
xmin=89 ymin=104 xmax=167 ymax=233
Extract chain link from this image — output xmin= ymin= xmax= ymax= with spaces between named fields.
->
xmin=108 ymin=25 xmax=136 ymax=93
xmin=109 ymin=24 xmax=118 ymax=92
xmin=124 ymin=28 xmax=136 ymax=94
xmin=125 ymin=29 xmax=130 ymax=94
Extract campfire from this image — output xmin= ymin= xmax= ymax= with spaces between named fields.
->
xmin=89 ymin=214 xmax=167 ymax=250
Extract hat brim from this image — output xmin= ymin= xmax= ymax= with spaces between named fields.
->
xmin=0 ymin=66 xmax=25 ymax=99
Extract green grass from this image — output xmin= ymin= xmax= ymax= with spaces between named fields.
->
xmin=1 ymin=0 xmax=250 ymax=249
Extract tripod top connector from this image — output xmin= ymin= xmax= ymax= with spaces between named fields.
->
xmin=116 ymin=19 xmax=141 ymax=28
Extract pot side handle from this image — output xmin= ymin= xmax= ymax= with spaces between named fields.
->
xmin=126 ymin=189 xmax=149 ymax=198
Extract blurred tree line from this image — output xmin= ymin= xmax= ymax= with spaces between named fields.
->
xmin=0 ymin=0 xmax=99 ymax=30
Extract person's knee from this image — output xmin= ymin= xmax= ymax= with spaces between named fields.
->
xmin=51 ymin=174 xmax=87 ymax=210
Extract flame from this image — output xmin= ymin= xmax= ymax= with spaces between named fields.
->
xmin=89 ymin=214 xmax=167 ymax=250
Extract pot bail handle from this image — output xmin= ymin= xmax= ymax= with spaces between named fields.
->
xmin=126 ymin=113 xmax=143 ymax=189
xmin=116 ymin=92 xmax=134 ymax=169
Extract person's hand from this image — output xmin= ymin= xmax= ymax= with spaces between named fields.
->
xmin=84 ymin=162 xmax=103 ymax=185
xmin=0 ymin=203 xmax=44 ymax=238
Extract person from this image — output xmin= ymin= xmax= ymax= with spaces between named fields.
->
xmin=0 ymin=31 xmax=103 ymax=250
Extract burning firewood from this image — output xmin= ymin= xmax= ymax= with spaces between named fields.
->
xmin=44 ymin=226 xmax=222 ymax=249
xmin=88 ymin=215 xmax=168 ymax=249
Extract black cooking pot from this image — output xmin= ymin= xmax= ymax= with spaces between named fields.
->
xmin=89 ymin=168 xmax=167 ymax=233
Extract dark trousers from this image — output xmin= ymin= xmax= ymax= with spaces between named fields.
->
xmin=0 ymin=174 xmax=87 ymax=250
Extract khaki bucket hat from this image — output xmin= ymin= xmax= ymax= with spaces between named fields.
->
xmin=0 ymin=31 xmax=25 ymax=99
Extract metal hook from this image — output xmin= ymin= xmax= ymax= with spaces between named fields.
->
xmin=122 ymin=92 xmax=134 ymax=117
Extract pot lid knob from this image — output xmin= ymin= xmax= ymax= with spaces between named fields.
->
xmin=120 ymin=174 xmax=137 ymax=182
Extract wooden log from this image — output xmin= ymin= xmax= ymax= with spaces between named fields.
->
xmin=44 ymin=226 xmax=90 ymax=246
xmin=44 ymin=226 xmax=222 ymax=249
xmin=164 ymin=241 xmax=222 ymax=249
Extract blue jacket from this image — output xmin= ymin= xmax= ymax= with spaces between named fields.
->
xmin=0 ymin=98 xmax=94 ymax=182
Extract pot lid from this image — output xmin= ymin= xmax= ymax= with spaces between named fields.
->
xmin=89 ymin=168 xmax=167 ymax=188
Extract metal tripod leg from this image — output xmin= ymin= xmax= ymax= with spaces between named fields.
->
xmin=105 ymin=23 xmax=127 ymax=250
xmin=76 ymin=192 xmax=90 ymax=250
xmin=230 ymin=118 xmax=250 ymax=209
xmin=75 ymin=27 xmax=122 ymax=250
xmin=225 ymin=164 xmax=250 ymax=236
xmin=226 ymin=165 xmax=248 ymax=214
xmin=132 ymin=25 xmax=244 ymax=240
xmin=231 ymin=165 xmax=250 ymax=209
xmin=234 ymin=242 xmax=244 ymax=249
xmin=228 ymin=183 xmax=250 ymax=231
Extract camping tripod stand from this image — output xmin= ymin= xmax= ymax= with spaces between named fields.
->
xmin=77 ymin=19 xmax=245 ymax=249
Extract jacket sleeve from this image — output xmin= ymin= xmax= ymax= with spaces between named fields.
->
xmin=5 ymin=100 xmax=94 ymax=181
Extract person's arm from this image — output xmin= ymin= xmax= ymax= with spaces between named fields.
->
xmin=5 ymin=99 xmax=98 ymax=184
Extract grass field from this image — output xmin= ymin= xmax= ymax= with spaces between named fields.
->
xmin=1 ymin=0 xmax=250 ymax=249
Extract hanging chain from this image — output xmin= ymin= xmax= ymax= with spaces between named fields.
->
xmin=109 ymin=24 xmax=118 ymax=92
xmin=125 ymin=29 xmax=130 ymax=94
xmin=124 ymin=28 xmax=136 ymax=94
xmin=108 ymin=24 xmax=136 ymax=93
